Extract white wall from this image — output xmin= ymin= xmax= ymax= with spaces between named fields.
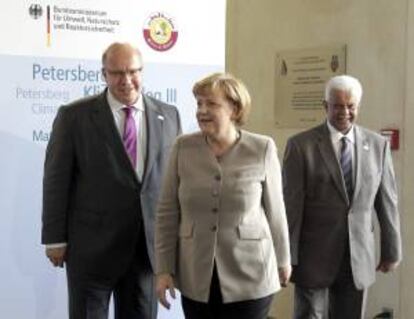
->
xmin=226 ymin=0 xmax=410 ymax=317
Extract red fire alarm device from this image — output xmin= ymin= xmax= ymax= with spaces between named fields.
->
xmin=380 ymin=129 xmax=399 ymax=150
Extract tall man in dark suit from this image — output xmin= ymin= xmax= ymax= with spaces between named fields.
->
xmin=41 ymin=42 xmax=181 ymax=319
xmin=283 ymin=75 xmax=402 ymax=319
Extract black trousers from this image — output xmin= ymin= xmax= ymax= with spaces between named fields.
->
xmin=67 ymin=233 xmax=157 ymax=319
xmin=181 ymin=266 xmax=274 ymax=319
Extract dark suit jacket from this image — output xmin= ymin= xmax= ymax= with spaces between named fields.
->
xmin=41 ymin=90 xmax=181 ymax=281
xmin=283 ymin=123 xmax=402 ymax=289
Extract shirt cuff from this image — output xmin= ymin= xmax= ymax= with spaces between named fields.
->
xmin=45 ymin=242 xmax=67 ymax=248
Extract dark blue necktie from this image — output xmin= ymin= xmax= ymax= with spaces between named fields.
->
xmin=340 ymin=136 xmax=353 ymax=201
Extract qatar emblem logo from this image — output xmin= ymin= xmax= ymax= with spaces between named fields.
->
xmin=143 ymin=12 xmax=178 ymax=51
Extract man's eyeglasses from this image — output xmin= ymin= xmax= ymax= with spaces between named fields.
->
xmin=103 ymin=68 xmax=142 ymax=78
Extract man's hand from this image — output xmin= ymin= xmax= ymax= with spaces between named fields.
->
xmin=156 ymin=273 xmax=176 ymax=309
xmin=46 ymin=246 xmax=67 ymax=268
xmin=376 ymin=260 xmax=399 ymax=273
xmin=278 ymin=265 xmax=292 ymax=287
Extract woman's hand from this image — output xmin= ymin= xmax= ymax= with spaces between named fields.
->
xmin=278 ymin=265 xmax=292 ymax=287
xmin=156 ymin=273 xmax=176 ymax=309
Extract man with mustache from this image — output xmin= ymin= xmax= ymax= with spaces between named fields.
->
xmin=283 ymin=75 xmax=402 ymax=319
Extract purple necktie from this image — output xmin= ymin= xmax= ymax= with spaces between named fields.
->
xmin=122 ymin=106 xmax=137 ymax=168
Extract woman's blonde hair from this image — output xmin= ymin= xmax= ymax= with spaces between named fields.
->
xmin=193 ymin=72 xmax=251 ymax=125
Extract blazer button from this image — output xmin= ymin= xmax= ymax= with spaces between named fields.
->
xmin=214 ymin=175 xmax=221 ymax=181
xmin=211 ymin=225 xmax=217 ymax=232
xmin=212 ymin=208 xmax=218 ymax=213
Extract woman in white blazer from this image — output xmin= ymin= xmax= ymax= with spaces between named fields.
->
xmin=155 ymin=73 xmax=291 ymax=319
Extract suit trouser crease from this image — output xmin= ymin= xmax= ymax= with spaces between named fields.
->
xmin=293 ymin=249 xmax=367 ymax=319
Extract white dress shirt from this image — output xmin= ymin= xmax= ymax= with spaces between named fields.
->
xmin=107 ymin=90 xmax=147 ymax=182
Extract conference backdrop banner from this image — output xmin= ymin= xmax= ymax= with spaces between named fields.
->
xmin=0 ymin=1 xmax=225 ymax=318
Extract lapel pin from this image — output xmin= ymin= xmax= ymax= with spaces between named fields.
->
xmin=157 ymin=115 xmax=164 ymax=121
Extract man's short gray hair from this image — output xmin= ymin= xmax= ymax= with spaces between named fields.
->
xmin=325 ymin=75 xmax=363 ymax=106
